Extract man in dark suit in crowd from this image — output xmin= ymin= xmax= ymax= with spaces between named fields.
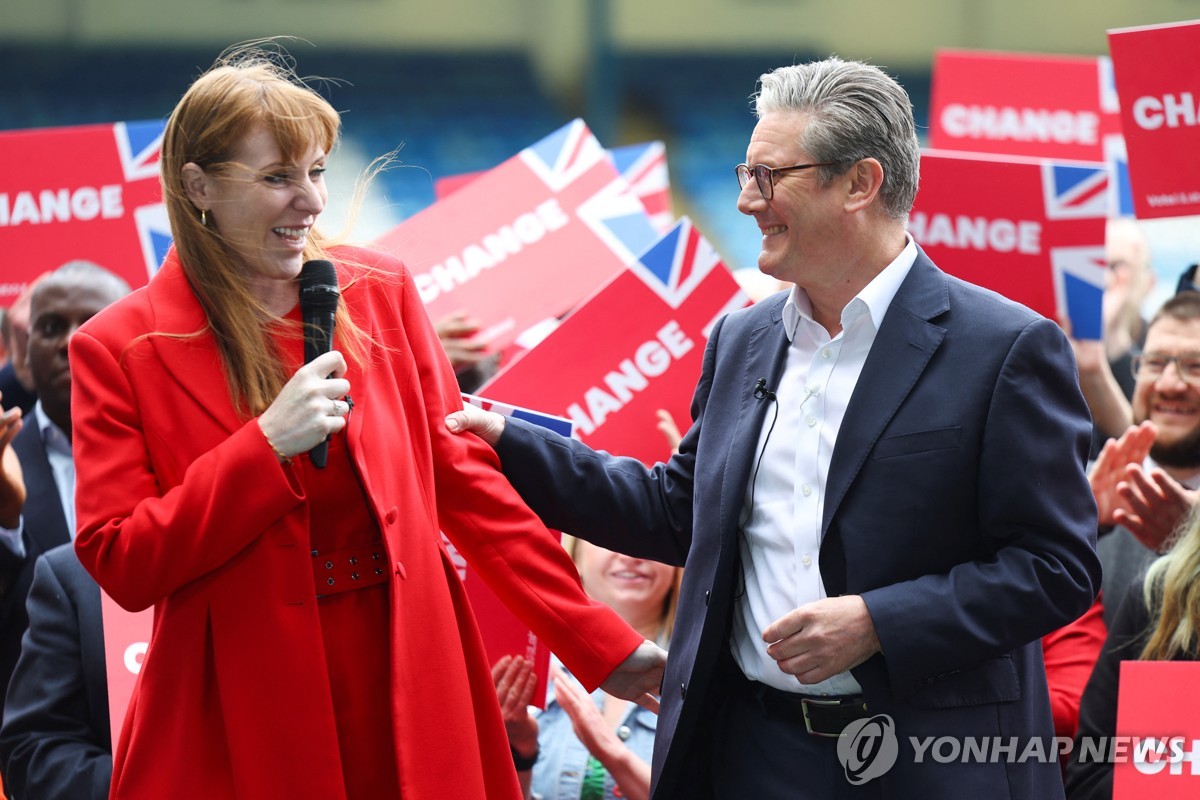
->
xmin=0 ymin=262 xmax=129 ymax=731
xmin=447 ymin=57 xmax=1100 ymax=799
xmin=1091 ymin=291 xmax=1200 ymax=627
xmin=0 ymin=543 xmax=111 ymax=799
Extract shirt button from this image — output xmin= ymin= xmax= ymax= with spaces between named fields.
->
xmin=822 ymin=349 xmax=831 ymax=359
xmin=806 ymin=416 xmax=817 ymax=427
xmin=802 ymin=554 xmax=813 ymax=567
xmin=617 ymin=725 xmax=632 ymax=741
xmin=801 ymin=484 xmax=813 ymax=497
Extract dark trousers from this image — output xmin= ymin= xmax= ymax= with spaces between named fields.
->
xmin=709 ymin=672 xmax=885 ymax=800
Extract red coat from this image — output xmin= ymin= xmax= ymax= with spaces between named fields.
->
xmin=71 ymin=247 xmax=642 ymax=800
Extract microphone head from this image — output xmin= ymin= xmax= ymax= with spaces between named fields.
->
xmin=299 ymin=259 xmax=339 ymax=313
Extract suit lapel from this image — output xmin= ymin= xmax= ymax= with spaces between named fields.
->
xmin=12 ymin=423 xmax=70 ymax=553
xmin=822 ymin=254 xmax=950 ymax=533
xmin=718 ymin=294 xmax=790 ymax=546
xmin=144 ymin=252 xmax=260 ymax=435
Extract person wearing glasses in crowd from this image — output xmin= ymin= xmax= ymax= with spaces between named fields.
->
xmin=1092 ymin=291 xmax=1200 ymax=629
xmin=447 ymin=57 xmax=1099 ymax=799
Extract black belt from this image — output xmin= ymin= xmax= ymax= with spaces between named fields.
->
xmin=733 ymin=670 xmax=869 ymax=738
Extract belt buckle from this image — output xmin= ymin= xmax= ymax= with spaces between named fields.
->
xmin=801 ymin=696 xmax=846 ymax=739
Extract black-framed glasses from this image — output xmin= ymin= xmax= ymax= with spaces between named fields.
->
xmin=735 ymin=162 xmax=836 ymax=200
xmin=1131 ymin=352 xmax=1200 ymax=384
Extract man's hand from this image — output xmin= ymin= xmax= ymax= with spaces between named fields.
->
xmin=1089 ymin=421 xmax=1156 ymax=526
xmin=0 ymin=404 xmax=25 ymax=529
xmin=445 ymin=403 xmax=507 ymax=447
xmin=1112 ymin=466 xmax=1198 ymax=552
xmin=762 ymin=595 xmax=881 ymax=685
xmin=599 ymin=640 xmax=666 ymax=714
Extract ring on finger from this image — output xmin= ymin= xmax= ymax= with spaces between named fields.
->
xmin=331 ymin=398 xmax=340 ymax=416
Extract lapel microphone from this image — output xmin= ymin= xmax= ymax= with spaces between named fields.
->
xmin=299 ymin=259 xmax=339 ymax=469
xmin=753 ymin=378 xmax=776 ymax=402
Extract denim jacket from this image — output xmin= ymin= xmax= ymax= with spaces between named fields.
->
xmin=530 ymin=669 xmax=658 ymax=800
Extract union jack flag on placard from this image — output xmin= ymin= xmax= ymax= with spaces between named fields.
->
xmin=630 ymin=217 xmax=723 ymax=310
xmin=1042 ymin=163 xmax=1111 ymax=220
xmin=461 ymin=393 xmax=574 ymax=438
xmin=115 ymin=120 xmax=164 ymax=182
xmin=1051 ymin=245 xmax=1107 ymax=339
xmin=115 ymin=121 xmax=173 ymax=277
xmin=0 ymin=119 xmax=169 ymax=305
xmin=610 ymin=141 xmax=674 ymax=234
xmin=519 ymin=118 xmax=608 ymax=193
xmin=576 ymin=177 xmax=661 ymax=267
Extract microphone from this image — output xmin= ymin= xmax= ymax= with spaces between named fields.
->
xmin=299 ymin=259 xmax=339 ymax=469
xmin=753 ymin=378 xmax=776 ymax=402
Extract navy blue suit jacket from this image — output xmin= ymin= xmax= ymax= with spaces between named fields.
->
xmin=0 ymin=419 xmax=72 ymax=708
xmin=494 ymin=251 xmax=1101 ymax=799
xmin=0 ymin=543 xmax=110 ymax=799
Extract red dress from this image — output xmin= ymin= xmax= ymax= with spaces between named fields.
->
xmin=285 ymin=311 xmax=402 ymax=799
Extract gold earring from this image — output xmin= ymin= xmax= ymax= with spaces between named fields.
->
xmin=200 ymin=209 xmax=208 ymax=226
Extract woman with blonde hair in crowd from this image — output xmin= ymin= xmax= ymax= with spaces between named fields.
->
xmin=68 ymin=42 xmax=662 ymax=800
xmin=495 ymin=536 xmax=682 ymax=800
xmin=1065 ymin=508 xmax=1200 ymax=798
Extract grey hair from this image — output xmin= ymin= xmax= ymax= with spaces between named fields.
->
xmin=35 ymin=260 xmax=131 ymax=306
xmin=753 ymin=57 xmax=920 ymax=219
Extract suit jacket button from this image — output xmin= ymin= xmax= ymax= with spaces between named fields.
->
xmin=704 ymin=590 xmax=710 ymax=606
xmin=385 ymin=507 xmax=399 ymax=525
xmin=680 ymin=682 xmax=687 ymax=700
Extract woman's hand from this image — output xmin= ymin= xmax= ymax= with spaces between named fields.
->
xmin=258 ymin=350 xmax=351 ymax=460
xmin=492 ymin=655 xmax=539 ymax=762
xmin=552 ymin=667 xmax=623 ymax=761
xmin=554 ymin=667 xmax=653 ymax=800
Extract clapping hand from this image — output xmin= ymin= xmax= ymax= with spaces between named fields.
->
xmin=0 ymin=402 xmax=25 ymax=528
xmin=491 ymin=655 xmax=539 ymax=763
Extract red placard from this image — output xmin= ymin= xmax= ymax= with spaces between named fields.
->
xmin=930 ymin=49 xmax=1122 ymax=162
xmin=375 ymin=119 xmax=660 ymax=353
xmin=99 ymin=592 xmax=150 ymax=743
xmin=479 ymin=217 xmax=749 ymax=466
xmin=910 ymin=150 xmax=1107 ymax=339
xmin=1112 ymin=661 xmax=1200 ymax=796
xmin=435 ymin=141 xmax=674 ymax=236
xmin=929 ymin=49 xmax=1132 ymax=217
xmin=0 ymin=121 xmax=170 ymax=306
xmin=1108 ymin=20 xmax=1200 ymax=219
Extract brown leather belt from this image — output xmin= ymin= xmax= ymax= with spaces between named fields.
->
xmin=312 ymin=542 xmax=388 ymax=598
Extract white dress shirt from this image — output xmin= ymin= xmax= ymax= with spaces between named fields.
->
xmin=732 ymin=237 xmax=918 ymax=695
xmin=0 ymin=402 xmax=76 ymax=560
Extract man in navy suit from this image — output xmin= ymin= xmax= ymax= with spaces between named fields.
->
xmin=0 ymin=543 xmax=111 ymax=799
xmin=448 ymin=57 xmax=1099 ymax=799
xmin=0 ymin=262 xmax=129 ymax=729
